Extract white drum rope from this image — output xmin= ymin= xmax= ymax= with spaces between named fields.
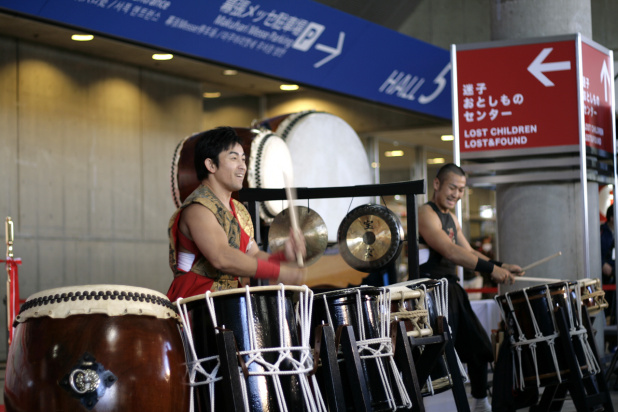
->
xmin=566 ymin=283 xmax=600 ymax=377
xmin=206 ymin=285 xmax=325 ymax=412
xmin=176 ymin=296 xmax=223 ymax=412
xmin=436 ymin=278 xmax=468 ymax=382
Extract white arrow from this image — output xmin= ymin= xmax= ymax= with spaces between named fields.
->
xmin=314 ymin=31 xmax=345 ymax=68
xmin=527 ymin=47 xmax=571 ymax=87
xmin=600 ymin=59 xmax=611 ymax=102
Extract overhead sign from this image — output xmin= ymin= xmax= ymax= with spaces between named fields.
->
xmin=453 ymin=35 xmax=615 ymax=158
xmin=0 ymin=0 xmax=452 ymax=119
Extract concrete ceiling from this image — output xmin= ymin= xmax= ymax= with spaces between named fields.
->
xmin=0 ymin=5 xmax=453 ymax=162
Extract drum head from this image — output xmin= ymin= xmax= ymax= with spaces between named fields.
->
xmin=170 ymin=128 xmax=293 ymax=220
xmin=261 ymin=111 xmax=373 ymax=242
xmin=338 ymin=204 xmax=404 ymax=272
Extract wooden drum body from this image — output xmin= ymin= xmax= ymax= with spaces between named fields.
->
xmin=177 ymin=285 xmax=324 ymax=412
xmin=4 ymin=285 xmax=188 ymax=412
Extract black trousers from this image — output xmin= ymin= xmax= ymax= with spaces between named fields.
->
xmin=436 ymin=276 xmax=494 ymax=399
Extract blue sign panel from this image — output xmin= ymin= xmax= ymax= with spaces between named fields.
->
xmin=0 ymin=0 xmax=452 ymax=119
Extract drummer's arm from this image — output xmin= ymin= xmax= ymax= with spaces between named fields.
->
xmin=184 ymin=204 xmax=305 ymax=284
xmin=183 ymin=204 xmax=259 ymax=278
xmin=418 ymin=205 xmax=517 ymax=283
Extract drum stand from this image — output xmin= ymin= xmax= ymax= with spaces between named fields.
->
xmin=531 ymin=305 xmax=614 ymax=412
xmin=396 ymin=315 xmax=471 ymax=412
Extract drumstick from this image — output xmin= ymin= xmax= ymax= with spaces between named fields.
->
xmin=283 ymin=171 xmax=304 ymax=267
xmin=521 ymin=251 xmax=562 ymax=272
xmin=514 ymin=276 xmax=565 ymax=283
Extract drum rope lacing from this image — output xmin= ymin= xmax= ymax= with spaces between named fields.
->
xmin=566 ymin=283 xmax=600 ymax=377
xmin=322 ymin=288 xmax=413 ymax=410
xmin=206 ymin=285 xmax=326 ymax=412
xmin=176 ymin=297 xmax=222 ymax=412
xmin=390 ymin=288 xmax=432 ymax=338
xmin=434 ymin=279 xmax=469 ymax=384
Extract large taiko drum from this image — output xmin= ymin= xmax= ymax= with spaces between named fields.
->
xmin=496 ymin=282 xmax=601 ymax=389
xmin=170 ymin=127 xmax=293 ymax=220
xmin=176 ymin=285 xmax=325 ymax=412
xmin=4 ymin=285 xmax=189 ymax=412
xmin=388 ymin=278 xmax=461 ymax=396
xmin=258 ymin=111 xmax=373 ymax=242
xmin=312 ymin=286 xmax=412 ymax=411
xmin=576 ymin=278 xmax=608 ymax=317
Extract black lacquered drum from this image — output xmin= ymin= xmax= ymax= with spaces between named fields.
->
xmin=496 ymin=282 xmax=600 ymax=389
xmin=388 ymin=278 xmax=458 ymax=396
xmin=177 ymin=285 xmax=325 ymax=412
xmin=312 ymin=286 xmax=412 ymax=411
xmin=4 ymin=285 xmax=189 ymax=412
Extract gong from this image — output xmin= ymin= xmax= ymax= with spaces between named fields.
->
xmin=338 ymin=204 xmax=404 ymax=272
xmin=268 ymin=206 xmax=328 ymax=267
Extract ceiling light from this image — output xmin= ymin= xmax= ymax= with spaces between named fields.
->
xmin=152 ymin=53 xmax=173 ymax=60
xmin=71 ymin=34 xmax=94 ymax=41
xmin=385 ymin=150 xmax=404 ymax=157
xmin=280 ymin=84 xmax=299 ymax=91
xmin=371 ymin=162 xmax=380 ymax=168
xmin=427 ymin=157 xmax=445 ymax=164
xmin=203 ymin=92 xmax=221 ymax=98
xmin=222 ymin=69 xmax=238 ymax=76
xmin=441 ymin=135 xmax=454 ymax=141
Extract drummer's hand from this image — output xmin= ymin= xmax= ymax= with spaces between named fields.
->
xmin=284 ymin=227 xmax=306 ymax=264
xmin=503 ymin=263 xmax=525 ymax=276
xmin=277 ymin=266 xmax=307 ymax=285
xmin=491 ymin=266 xmax=516 ymax=285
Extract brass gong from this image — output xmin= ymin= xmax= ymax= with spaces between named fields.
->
xmin=338 ymin=204 xmax=404 ymax=272
xmin=268 ymin=206 xmax=328 ymax=266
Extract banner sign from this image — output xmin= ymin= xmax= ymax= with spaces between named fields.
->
xmin=453 ymin=35 xmax=615 ymax=158
xmin=0 ymin=0 xmax=452 ymax=119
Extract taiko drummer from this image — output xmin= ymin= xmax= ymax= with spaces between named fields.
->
xmin=418 ymin=163 xmax=525 ymax=412
xmin=167 ymin=126 xmax=306 ymax=301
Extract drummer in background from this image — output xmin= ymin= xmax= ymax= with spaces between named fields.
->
xmin=418 ymin=163 xmax=524 ymax=412
xmin=600 ymin=204 xmax=615 ymax=326
xmin=166 ymin=126 xmax=306 ymax=302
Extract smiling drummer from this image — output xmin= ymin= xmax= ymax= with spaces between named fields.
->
xmin=166 ymin=127 xmax=306 ymax=301
xmin=418 ymin=163 xmax=524 ymax=412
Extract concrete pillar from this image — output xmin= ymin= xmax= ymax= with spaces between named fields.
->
xmin=490 ymin=0 xmax=605 ymax=350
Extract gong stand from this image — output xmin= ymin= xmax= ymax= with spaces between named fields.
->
xmin=530 ymin=305 xmax=614 ymax=412
xmin=238 ymin=180 xmax=426 ymax=281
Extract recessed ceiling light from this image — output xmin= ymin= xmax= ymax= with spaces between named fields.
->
xmin=222 ymin=69 xmax=238 ymax=76
xmin=427 ymin=157 xmax=445 ymax=164
xmin=152 ymin=53 xmax=173 ymax=60
xmin=203 ymin=92 xmax=221 ymax=98
xmin=371 ymin=162 xmax=380 ymax=168
xmin=280 ymin=84 xmax=299 ymax=91
xmin=385 ymin=150 xmax=404 ymax=157
xmin=441 ymin=135 xmax=454 ymax=141
xmin=71 ymin=34 xmax=94 ymax=41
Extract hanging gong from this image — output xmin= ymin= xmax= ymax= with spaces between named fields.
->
xmin=337 ymin=204 xmax=404 ymax=273
xmin=268 ymin=206 xmax=328 ymax=267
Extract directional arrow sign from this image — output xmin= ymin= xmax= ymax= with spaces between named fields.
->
xmin=527 ymin=47 xmax=572 ymax=86
xmin=314 ymin=31 xmax=345 ymax=68
xmin=600 ymin=60 xmax=611 ymax=102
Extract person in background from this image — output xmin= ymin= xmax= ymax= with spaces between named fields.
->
xmin=601 ymin=204 xmax=615 ymax=327
xmin=418 ymin=163 xmax=524 ymax=412
xmin=166 ymin=127 xmax=306 ymax=301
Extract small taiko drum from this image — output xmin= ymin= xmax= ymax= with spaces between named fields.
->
xmin=577 ymin=278 xmax=608 ymax=317
xmin=496 ymin=282 xmax=600 ymax=389
xmin=258 ymin=111 xmax=373 ymax=242
xmin=4 ymin=285 xmax=188 ymax=412
xmin=170 ymin=127 xmax=293 ymax=220
xmin=312 ymin=286 xmax=412 ymax=411
xmin=388 ymin=278 xmax=459 ymax=396
xmin=176 ymin=285 xmax=325 ymax=412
